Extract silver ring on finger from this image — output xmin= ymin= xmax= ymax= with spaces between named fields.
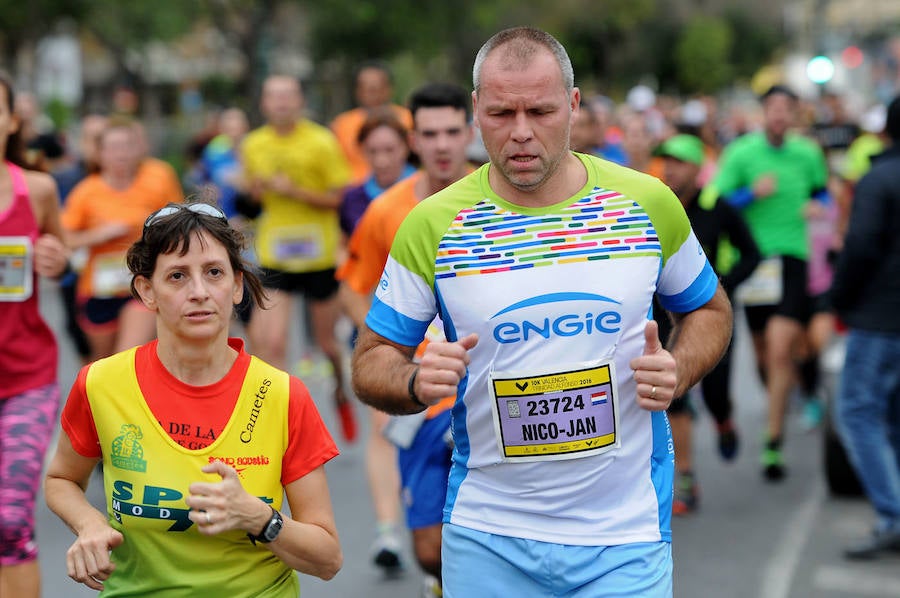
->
xmin=205 ymin=511 xmax=212 ymax=525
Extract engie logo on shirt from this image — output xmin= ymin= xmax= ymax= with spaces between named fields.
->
xmin=491 ymin=292 xmax=622 ymax=344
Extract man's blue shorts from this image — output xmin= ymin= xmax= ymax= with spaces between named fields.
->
xmin=397 ymin=409 xmax=452 ymax=530
xmin=442 ymin=523 xmax=673 ymax=597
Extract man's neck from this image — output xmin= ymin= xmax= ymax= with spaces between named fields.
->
xmin=488 ymin=153 xmax=587 ymax=209
xmin=765 ymin=130 xmax=786 ymax=147
xmin=415 ymin=168 xmax=467 ymax=201
xmin=271 ymin=120 xmax=298 ymax=136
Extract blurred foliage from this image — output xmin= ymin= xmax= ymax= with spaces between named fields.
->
xmin=303 ymin=0 xmax=655 ymax=92
xmin=676 ymin=16 xmax=735 ymax=93
xmin=302 ymin=0 xmax=779 ymax=101
xmin=81 ymin=0 xmax=203 ymax=84
xmin=0 ymin=0 xmax=84 ymax=68
xmin=726 ymin=8 xmax=785 ymax=82
xmin=44 ymin=96 xmax=71 ymax=129
xmin=0 ymin=0 xmax=784 ymax=117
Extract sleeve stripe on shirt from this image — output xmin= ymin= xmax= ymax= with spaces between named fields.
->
xmin=366 ymin=295 xmax=432 ymax=347
xmin=658 ymin=259 xmax=718 ymax=313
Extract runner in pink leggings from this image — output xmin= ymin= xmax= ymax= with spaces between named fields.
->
xmin=0 ymin=72 xmax=69 ymax=598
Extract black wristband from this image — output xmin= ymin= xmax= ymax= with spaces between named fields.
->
xmin=408 ymin=367 xmax=427 ymax=409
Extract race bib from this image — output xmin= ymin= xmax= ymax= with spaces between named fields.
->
xmin=489 ymin=359 xmax=620 ymax=462
xmin=737 ymin=257 xmax=783 ymax=306
xmin=92 ymin=253 xmax=132 ymax=298
xmin=270 ymin=225 xmax=324 ymax=264
xmin=382 ymin=411 xmax=428 ymax=450
xmin=0 ymin=236 xmax=32 ymax=302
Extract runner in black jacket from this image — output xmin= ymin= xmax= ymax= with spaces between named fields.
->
xmin=653 ymin=134 xmax=761 ymax=514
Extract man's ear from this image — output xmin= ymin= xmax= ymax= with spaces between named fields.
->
xmin=133 ymin=276 xmax=156 ymax=310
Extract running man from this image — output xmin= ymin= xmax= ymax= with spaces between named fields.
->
xmin=331 ymin=62 xmax=414 ymax=184
xmin=713 ymin=84 xmax=829 ymax=481
xmin=351 ymin=27 xmax=732 ymax=596
xmin=242 ymin=75 xmax=356 ymax=442
xmin=337 ymin=82 xmax=473 ymax=587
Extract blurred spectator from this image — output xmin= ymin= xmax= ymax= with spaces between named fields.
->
xmin=331 ymin=61 xmax=413 ymax=184
xmin=830 ymin=94 xmax=900 ymax=560
xmin=339 ymin=107 xmax=413 ymax=237
xmin=242 ymin=74 xmax=357 ymax=443
xmin=14 ymin=91 xmax=54 ymax=144
xmin=714 ymin=85 xmax=829 ymax=482
xmin=52 ymin=113 xmax=108 ymax=364
xmin=196 ymin=107 xmax=251 ymax=220
xmin=60 ymin=118 xmax=174 ymax=360
xmin=111 ymin=85 xmax=139 ymax=117
xmin=654 ymin=133 xmax=761 ymax=515
xmin=586 ymin=95 xmax=627 ymax=164
xmin=54 ymin=114 xmax=107 ymax=199
xmin=569 ymin=101 xmax=600 ymax=155
xmin=621 ymin=112 xmax=664 ymax=178
xmin=0 ymin=73 xmax=69 ymax=598
xmin=182 ymin=109 xmax=222 ymax=196
xmin=842 ymin=103 xmax=888 ymax=185
xmin=811 ymin=92 xmax=860 ymax=159
xmin=675 ymin=98 xmax=720 ymax=186
xmin=14 ymin=91 xmax=63 ymax=172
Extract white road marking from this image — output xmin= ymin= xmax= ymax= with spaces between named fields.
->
xmin=813 ymin=565 xmax=900 ymax=596
xmin=758 ymin=483 xmax=825 ymax=598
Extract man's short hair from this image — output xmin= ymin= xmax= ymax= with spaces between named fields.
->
xmin=354 ymin=60 xmax=394 ymax=85
xmin=759 ymin=84 xmax=798 ymax=104
xmin=472 ymin=27 xmax=574 ymax=94
xmin=408 ymin=82 xmax=471 ymax=122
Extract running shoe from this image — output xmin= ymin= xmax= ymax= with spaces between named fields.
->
xmin=372 ymin=526 xmax=404 ymax=575
xmin=800 ymin=397 xmax=824 ymax=432
xmin=716 ymin=419 xmax=739 ymax=462
xmin=761 ymin=446 xmax=786 ymax=482
xmin=672 ymin=472 xmax=699 ymax=515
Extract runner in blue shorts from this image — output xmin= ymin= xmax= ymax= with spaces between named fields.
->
xmin=351 ymin=28 xmax=732 ymax=596
xmin=393 ymin=409 xmax=453 ymax=578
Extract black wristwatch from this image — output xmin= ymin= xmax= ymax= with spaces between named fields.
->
xmin=248 ymin=506 xmax=283 ymax=545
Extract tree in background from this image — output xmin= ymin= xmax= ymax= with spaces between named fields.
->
xmin=0 ymin=0 xmax=784 ymax=123
xmin=676 ymin=15 xmax=735 ymax=94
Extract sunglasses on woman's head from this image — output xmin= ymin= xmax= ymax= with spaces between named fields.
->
xmin=144 ymin=203 xmax=227 ymax=228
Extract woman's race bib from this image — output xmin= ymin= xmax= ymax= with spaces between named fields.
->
xmin=92 ymin=252 xmax=132 ymax=298
xmin=0 ymin=236 xmax=32 ymax=302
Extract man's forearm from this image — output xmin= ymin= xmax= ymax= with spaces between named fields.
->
xmin=668 ymin=285 xmax=733 ymax=397
xmin=351 ymin=326 xmax=423 ymax=415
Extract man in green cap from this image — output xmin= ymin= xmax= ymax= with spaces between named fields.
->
xmin=655 ymin=134 xmax=761 ymax=514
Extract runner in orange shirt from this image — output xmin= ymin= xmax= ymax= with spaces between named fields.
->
xmin=331 ymin=62 xmax=413 ymax=184
xmin=337 ymin=83 xmax=472 ymax=592
xmin=61 ymin=119 xmax=182 ymax=360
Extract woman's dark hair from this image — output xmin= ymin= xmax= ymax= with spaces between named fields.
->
xmin=0 ymin=73 xmax=30 ymax=168
xmin=356 ymin=106 xmax=410 ymax=146
xmin=126 ymin=201 xmax=267 ymax=313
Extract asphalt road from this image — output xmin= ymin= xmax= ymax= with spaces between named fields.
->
xmin=32 ymin=281 xmax=900 ymax=598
